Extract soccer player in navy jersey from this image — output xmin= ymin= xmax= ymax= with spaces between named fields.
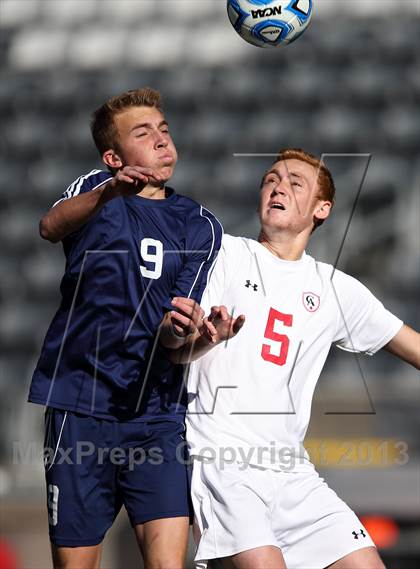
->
xmin=28 ymin=88 xmax=222 ymax=569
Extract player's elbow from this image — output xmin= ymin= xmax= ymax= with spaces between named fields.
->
xmin=39 ymin=216 xmax=60 ymax=243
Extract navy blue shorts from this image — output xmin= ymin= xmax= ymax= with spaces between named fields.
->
xmin=44 ymin=408 xmax=192 ymax=547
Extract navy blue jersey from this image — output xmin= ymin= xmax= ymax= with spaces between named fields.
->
xmin=29 ymin=170 xmax=223 ymax=421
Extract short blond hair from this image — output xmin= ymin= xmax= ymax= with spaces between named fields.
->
xmin=90 ymin=87 xmax=162 ymax=155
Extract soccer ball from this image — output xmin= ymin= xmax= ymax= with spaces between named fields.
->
xmin=227 ymin=0 xmax=313 ymax=48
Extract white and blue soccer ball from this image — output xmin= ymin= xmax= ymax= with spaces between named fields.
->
xmin=227 ymin=0 xmax=313 ymax=47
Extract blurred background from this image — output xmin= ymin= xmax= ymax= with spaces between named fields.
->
xmin=0 ymin=1 xmax=419 ymax=567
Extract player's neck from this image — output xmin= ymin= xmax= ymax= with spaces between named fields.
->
xmin=258 ymin=230 xmax=306 ymax=261
xmin=137 ymin=184 xmax=167 ymax=200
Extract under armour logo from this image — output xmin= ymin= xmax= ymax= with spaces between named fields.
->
xmin=352 ymin=529 xmax=367 ymax=540
xmin=245 ymin=280 xmax=258 ymax=291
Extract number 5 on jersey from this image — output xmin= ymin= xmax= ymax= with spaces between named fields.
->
xmin=140 ymin=238 xmax=163 ymax=279
xmin=261 ymin=307 xmax=293 ymax=366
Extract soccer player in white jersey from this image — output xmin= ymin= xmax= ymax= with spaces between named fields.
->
xmin=169 ymin=149 xmax=419 ymax=569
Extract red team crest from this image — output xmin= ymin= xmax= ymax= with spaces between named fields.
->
xmin=302 ymin=292 xmax=320 ymax=312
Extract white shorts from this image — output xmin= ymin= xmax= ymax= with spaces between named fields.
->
xmin=191 ymin=459 xmax=375 ymax=569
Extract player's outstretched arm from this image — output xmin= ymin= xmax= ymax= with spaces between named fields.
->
xmin=168 ymin=305 xmax=245 ymax=364
xmin=384 ymin=324 xmax=420 ymax=369
xmin=39 ymin=166 xmax=162 ymax=243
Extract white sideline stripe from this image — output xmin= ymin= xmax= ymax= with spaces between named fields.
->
xmin=187 ymin=206 xmax=223 ymax=298
xmin=202 ymin=207 xmax=224 ymax=290
xmin=204 ymin=255 xmax=219 ymax=291
xmin=46 ymin=411 xmax=68 ymax=473
xmin=66 ymin=169 xmax=101 ymax=197
xmin=51 ymin=171 xmax=112 ymax=208
xmin=187 ymin=261 xmax=205 ymax=299
xmin=65 ymin=173 xmax=83 ymax=197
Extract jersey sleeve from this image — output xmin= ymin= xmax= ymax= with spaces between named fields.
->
xmin=332 ymin=270 xmax=403 ymax=355
xmin=162 ymin=207 xmax=223 ymax=311
xmin=52 ymin=169 xmax=112 ymax=207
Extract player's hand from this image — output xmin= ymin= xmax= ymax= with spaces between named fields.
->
xmin=170 ymin=297 xmax=205 ymax=338
xmin=105 ymin=166 xmax=163 ymax=198
xmin=201 ymin=305 xmax=245 ymax=344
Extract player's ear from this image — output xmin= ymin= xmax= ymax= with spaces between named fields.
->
xmin=103 ymin=149 xmax=122 ymax=170
xmin=314 ymin=200 xmax=332 ymax=222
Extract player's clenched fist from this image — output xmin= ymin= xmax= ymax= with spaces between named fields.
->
xmin=165 ymin=303 xmax=246 ymax=364
xmin=105 ymin=166 xmax=163 ymax=197
xmin=170 ymin=297 xmax=205 ymax=338
xmin=202 ymin=305 xmax=245 ymax=344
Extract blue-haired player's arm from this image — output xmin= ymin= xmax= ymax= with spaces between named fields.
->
xmin=160 ymin=206 xmax=223 ymax=349
xmin=39 ymin=166 xmax=163 ymax=243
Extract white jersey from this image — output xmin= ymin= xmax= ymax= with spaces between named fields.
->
xmin=186 ymin=234 xmax=402 ymax=472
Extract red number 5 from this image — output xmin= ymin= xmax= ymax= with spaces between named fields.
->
xmin=261 ymin=308 xmax=293 ymax=366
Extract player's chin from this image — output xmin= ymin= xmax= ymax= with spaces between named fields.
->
xmin=159 ymin=164 xmax=175 ymax=181
xmin=262 ymin=215 xmax=288 ymax=232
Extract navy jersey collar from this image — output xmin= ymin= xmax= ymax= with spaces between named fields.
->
xmin=128 ymin=187 xmax=177 ymax=208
